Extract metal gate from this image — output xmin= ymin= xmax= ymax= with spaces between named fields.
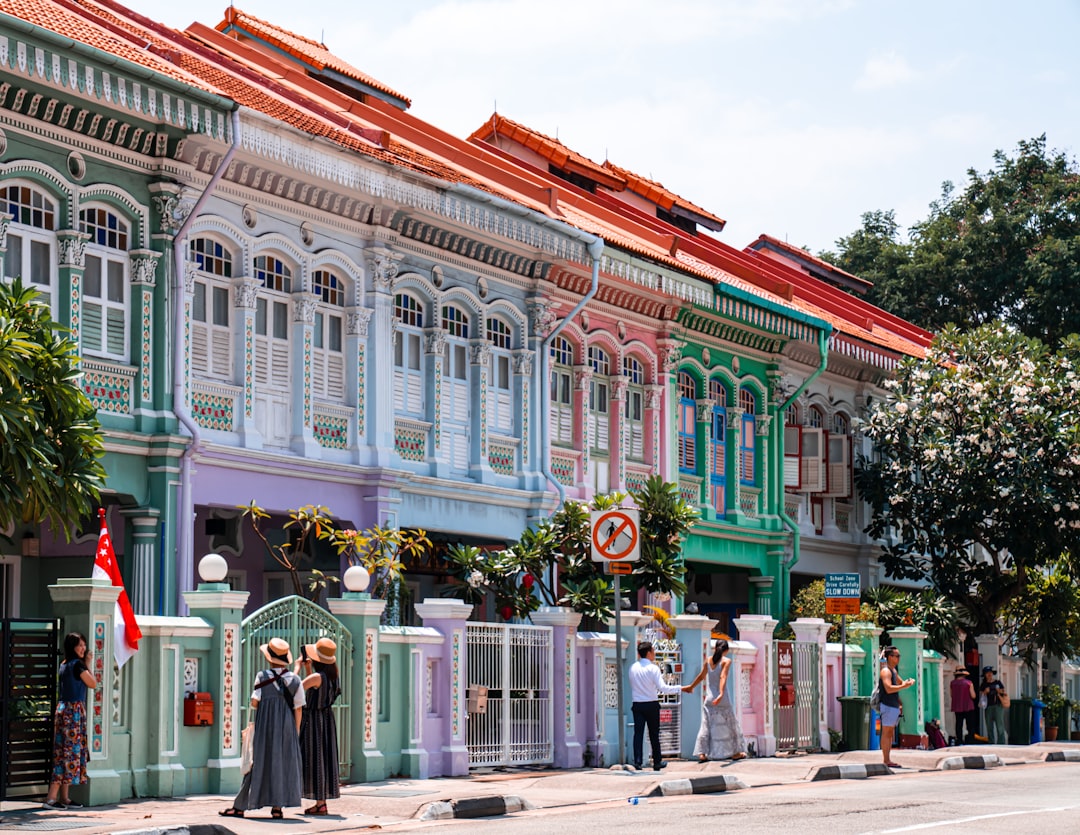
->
xmin=465 ymin=623 xmax=553 ymax=767
xmin=1 ymin=618 xmax=60 ymax=801
xmin=774 ymin=640 xmax=821 ymax=751
xmin=639 ymin=628 xmax=683 ymax=756
xmin=241 ymin=597 xmax=352 ymax=777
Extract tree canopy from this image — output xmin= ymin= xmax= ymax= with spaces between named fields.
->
xmin=856 ymin=324 xmax=1080 ymax=637
xmin=0 ymin=278 xmax=105 ymax=533
xmin=822 ymin=136 xmax=1080 ymax=345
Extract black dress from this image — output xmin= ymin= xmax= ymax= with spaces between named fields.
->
xmin=300 ymin=672 xmax=341 ymax=800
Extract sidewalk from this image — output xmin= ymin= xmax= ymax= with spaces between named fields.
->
xmin=2 ymin=742 xmax=1076 ymax=833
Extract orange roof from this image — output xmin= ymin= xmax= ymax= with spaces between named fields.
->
xmin=469 ymin=113 xmax=626 ymax=191
xmin=602 ymin=161 xmax=726 ymax=232
xmin=750 ymin=234 xmax=872 ymax=294
xmin=216 ymin=6 xmax=410 ymax=108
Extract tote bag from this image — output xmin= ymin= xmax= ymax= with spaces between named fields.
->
xmin=240 ymin=724 xmax=254 ymax=775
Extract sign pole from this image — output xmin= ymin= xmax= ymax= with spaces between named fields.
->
xmin=614 ymin=573 xmax=625 ymax=766
xmin=841 ymin=613 xmax=848 ymax=696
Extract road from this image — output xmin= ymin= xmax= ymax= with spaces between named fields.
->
xmin=390 ymin=762 xmax=1080 ymax=834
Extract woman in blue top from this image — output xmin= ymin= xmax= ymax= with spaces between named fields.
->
xmin=43 ymin=632 xmax=97 ymax=810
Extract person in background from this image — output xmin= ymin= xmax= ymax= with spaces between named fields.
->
xmin=879 ymin=646 xmax=915 ymax=768
xmin=296 ymin=638 xmax=342 ymax=816
xmin=220 ymin=637 xmax=305 ymax=820
xmin=628 ymin=640 xmax=684 ymax=771
xmin=949 ymin=666 xmax=977 ymax=744
xmin=980 ymin=666 xmax=1008 ymax=744
xmin=682 ymin=638 xmax=747 ymax=762
xmin=43 ymin=632 xmax=97 ymax=810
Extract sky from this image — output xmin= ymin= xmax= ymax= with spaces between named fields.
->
xmin=128 ymin=0 xmax=1079 ymax=254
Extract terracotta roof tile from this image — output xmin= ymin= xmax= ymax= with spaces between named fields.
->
xmin=751 ymin=233 xmax=872 ymax=292
xmin=216 ymin=6 xmax=410 ymax=107
xmin=602 ymin=160 xmax=726 ymax=232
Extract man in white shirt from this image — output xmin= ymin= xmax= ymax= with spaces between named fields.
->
xmin=629 ymin=640 xmax=683 ymax=770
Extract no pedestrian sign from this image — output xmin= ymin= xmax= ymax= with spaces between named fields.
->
xmin=590 ymin=508 xmax=640 ymax=563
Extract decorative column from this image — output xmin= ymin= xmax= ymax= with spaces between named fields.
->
xmin=574 ymin=365 xmax=593 ymax=486
xmin=425 ymin=330 xmax=447 ymax=472
xmin=347 ymin=306 xmax=373 ymax=450
xmin=755 ymin=413 xmax=773 ymax=516
xmin=531 ymin=607 xmax=584 ymax=768
xmin=727 ymin=406 xmax=744 ymax=518
xmin=610 ymin=375 xmax=628 ymax=490
xmin=469 ymin=341 xmax=493 ymax=482
xmin=291 ymin=292 xmax=319 ymax=456
xmin=0 ymin=212 xmax=13 ymax=276
xmin=791 ymin=617 xmax=831 ymax=751
xmin=229 ymin=277 xmax=260 ymax=445
xmin=328 ymin=592 xmax=389 ymax=783
xmin=696 ymin=398 xmax=714 ymax=508
xmin=48 ymin=578 xmax=122 ymax=805
xmin=670 ymin=613 xmax=717 ymax=759
xmin=645 ymin=384 xmax=664 ymax=478
xmin=183 ymin=562 xmax=249 ymax=794
xmin=748 ymin=576 xmax=774 ymax=617
xmin=367 ymin=248 xmax=400 ymax=464
xmin=888 ymin=625 xmax=928 ymax=746
xmin=513 ymin=350 xmax=533 ymax=473
xmin=120 ymin=507 xmax=160 ymax=616
xmin=414 ymin=599 xmax=473 ymax=777
xmin=129 ymin=249 xmax=161 ymax=414
xmin=56 ymin=229 xmax=90 ymax=342
xmin=732 ymin=614 xmax=778 ymax=756
xmin=658 ymin=341 xmax=682 ymax=482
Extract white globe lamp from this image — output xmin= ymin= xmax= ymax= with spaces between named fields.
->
xmin=198 ymin=553 xmax=229 ymax=584
xmin=343 ymin=564 xmax=371 ymax=595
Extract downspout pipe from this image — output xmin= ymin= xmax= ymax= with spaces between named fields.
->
xmin=776 ymin=328 xmax=830 ymax=622
xmin=173 ymin=108 xmax=242 ymax=614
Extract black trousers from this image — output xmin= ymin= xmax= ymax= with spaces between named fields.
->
xmin=631 ymin=700 xmax=662 ymax=767
xmin=954 ymin=709 xmax=978 ymax=743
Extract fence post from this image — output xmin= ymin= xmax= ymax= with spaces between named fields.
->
xmin=669 ymin=614 xmax=717 ymax=759
xmin=531 ymin=607 xmax=583 ymax=768
xmin=888 ymin=625 xmax=928 ymax=747
xmin=328 ymin=593 xmax=388 ymax=783
xmin=184 ymin=580 xmax=249 ymax=794
xmin=731 ymin=614 xmax=778 ymax=756
xmin=791 ymin=617 xmax=830 ymax=751
xmin=414 ymin=599 xmax=474 ymax=776
xmin=853 ymin=622 xmax=883 ymax=696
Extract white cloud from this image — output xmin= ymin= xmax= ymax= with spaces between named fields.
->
xmin=855 ymin=51 xmax=918 ymax=90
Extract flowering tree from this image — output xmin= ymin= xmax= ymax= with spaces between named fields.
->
xmin=857 ymin=324 xmax=1080 ymax=638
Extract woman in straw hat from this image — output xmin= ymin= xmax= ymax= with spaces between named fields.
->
xmin=220 ymin=637 xmax=305 ymax=819
xmin=296 ymin=637 xmax=342 ymax=816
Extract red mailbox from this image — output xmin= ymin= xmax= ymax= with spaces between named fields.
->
xmin=183 ymin=692 xmax=214 ymax=726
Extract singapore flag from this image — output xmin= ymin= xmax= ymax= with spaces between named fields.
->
xmin=92 ymin=508 xmax=142 ymax=668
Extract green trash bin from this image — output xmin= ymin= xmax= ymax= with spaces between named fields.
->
xmin=1008 ymin=697 xmax=1033 ymax=744
xmin=838 ymin=696 xmax=871 ymax=750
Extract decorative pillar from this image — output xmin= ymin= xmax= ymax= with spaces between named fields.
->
xmin=755 ymin=413 xmax=772 ymax=515
xmin=56 ymin=229 xmax=90 ymax=342
xmin=670 ymin=613 xmax=717 ymax=759
xmin=230 ymin=277 xmax=260 ymax=445
xmin=695 ymin=398 xmax=713 ymax=507
xmin=48 ymin=578 xmax=122 ymax=805
xmin=425 ymin=330 xmax=447 ymax=470
xmin=732 ymin=614 xmax=778 ymax=756
xmin=120 ymin=507 xmax=160 ymax=616
xmin=328 ymin=592 xmax=389 ymax=783
xmin=791 ymin=617 xmax=831 ymax=751
xmin=129 ymin=249 xmax=161 ymax=412
xmin=531 ymin=607 xmax=584 ymax=768
xmin=610 ymin=376 xmax=628 ymax=490
xmin=469 ymin=341 xmax=493 ymax=481
xmin=346 ymin=306 xmax=373 ymax=450
xmin=414 ymin=599 xmax=473 ymax=776
xmin=513 ymin=350 xmax=533 ymax=471
xmin=574 ymin=365 xmax=593 ymax=486
xmin=748 ymin=576 xmax=774 ymax=617
xmin=183 ymin=580 xmax=249 ymax=794
xmin=291 ymin=291 xmax=319 ymax=456
xmin=658 ymin=341 xmax=682 ymax=482
xmin=727 ymin=406 xmax=744 ymax=518
xmin=367 ymin=248 xmax=400 ymax=464
xmin=888 ymin=625 xmax=928 ymax=746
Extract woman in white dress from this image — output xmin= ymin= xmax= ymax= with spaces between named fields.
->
xmin=683 ymin=639 xmax=747 ymax=762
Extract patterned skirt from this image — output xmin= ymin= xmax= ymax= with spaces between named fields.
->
xmin=52 ymin=700 xmax=88 ymax=785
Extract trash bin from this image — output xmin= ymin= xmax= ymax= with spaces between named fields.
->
xmin=1031 ymin=699 xmax=1045 ymax=743
xmin=1009 ymin=697 xmax=1033 ymax=745
xmin=838 ymin=696 xmax=871 ymax=751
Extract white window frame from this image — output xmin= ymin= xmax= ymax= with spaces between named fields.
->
xmin=393 ymin=293 xmax=425 ymax=417
xmin=587 ymin=346 xmax=610 ymax=454
xmin=80 ymin=207 xmax=131 ymax=362
xmin=487 ymin=317 xmax=513 ymax=435
xmin=311 ymin=269 xmax=346 ymax=403
xmin=623 ymin=356 xmax=646 ymax=462
xmin=441 ymin=304 xmax=471 ymax=472
xmin=550 ymin=336 xmax=574 ymax=448
xmin=189 ymin=236 xmax=234 ymax=381
xmin=2 ymin=183 xmax=58 ymax=312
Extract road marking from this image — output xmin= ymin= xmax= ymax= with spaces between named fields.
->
xmin=880 ymin=803 xmax=1080 ymax=832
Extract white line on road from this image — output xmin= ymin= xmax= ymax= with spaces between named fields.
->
xmin=879 ymin=803 xmax=1080 ymax=832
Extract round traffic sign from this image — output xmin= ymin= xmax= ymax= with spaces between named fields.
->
xmin=591 ymin=510 xmax=639 ymax=561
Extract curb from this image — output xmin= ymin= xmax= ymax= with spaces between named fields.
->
xmin=811 ymin=763 xmax=894 ymax=781
xmin=418 ymin=795 xmax=533 ymax=820
xmin=938 ymin=754 xmax=1002 ymax=770
xmin=1043 ymin=750 xmax=1080 ymax=762
xmin=653 ymin=774 xmax=748 ymax=796
xmin=112 ymin=827 xmax=234 ymax=835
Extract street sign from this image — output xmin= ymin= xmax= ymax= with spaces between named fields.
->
xmin=590 ymin=509 xmax=640 ymax=562
xmin=604 ymin=561 xmax=633 ymax=575
xmin=825 ymin=573 xmax=861 ymax=598
xmin=825 ymin=597 xmax=860 ymax=615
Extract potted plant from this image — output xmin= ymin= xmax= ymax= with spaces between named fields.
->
xmin=1039 ymin=684 xmax=1067 ymax=741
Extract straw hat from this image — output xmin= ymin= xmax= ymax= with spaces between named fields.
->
xmin=303 ymin=637 xmax=337 ymax=665
xmin=954 ymin=667 xmax=970 ymax=676
xmin=260 ymin=637 xmax=293 ymax=667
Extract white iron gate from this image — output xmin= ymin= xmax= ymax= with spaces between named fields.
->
xmin=774 ymin=640 xmax=822 ymax=751
xmin=465 ymin=623 xmax=553 ymax=767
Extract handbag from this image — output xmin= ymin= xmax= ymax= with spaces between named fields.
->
xmin=978 ymin=693 xmax=988 ymax=710
xmin=240 ymin=724 xmax=254 ymax=775
xmin=999 ymin=691 xmax=1011 ymax=709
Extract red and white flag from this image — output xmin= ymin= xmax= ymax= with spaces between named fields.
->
xmin=92 ymin=508 xmax=142 ymax=668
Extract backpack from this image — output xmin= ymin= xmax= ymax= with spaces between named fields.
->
xmin=869 ymin=665 xmax=882 ymax=711
xmin=925 ymin=721 xmax=948 ymax=749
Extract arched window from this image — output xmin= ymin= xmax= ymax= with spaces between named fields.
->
xmin=587 ymin=346 xmax=610 ymax=453
xmin=487 ymin=317 xmax=513 ymax=434
xmin=785 ymin=404 xmax=799 ymax=426
xmin=80 ymin=206 xmax=130 ymax=361
xmin=441 ymin=304 xmax=470 ymax=471
xmin=709 ymin=378 xmax=728 ymax=513
xmin=2 ymin=184 xmax=57 ymax=310
xmin=808 ymin=405 xmax=825 ymax=429
xmin=189 ymin=236 xmax=234 ymax=379
xmin=253 ymin=255 xmax=292 ymax=293
xmin=677 ymin=371 xmax=697 ymax=473
xmin=549 ymin=336 xmax=574 ymax=447
xmin=739 ymin=386 xmax=757 ymax=485
xmin=393 ymin=293 xmax=424 ymax=416
xmin=623 ymin=356 xmax=646 ymax=461
xmin=311 ymin=269 xmax=345 ymax=401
